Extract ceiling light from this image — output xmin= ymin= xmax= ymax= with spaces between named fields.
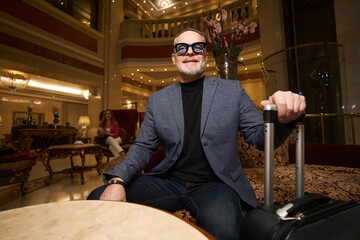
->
xmin=245 ymin=67 xmax=248 ymax=70
xmin=0 ymin=69 xmax=30 ymax=91
xmin=151 ymin=69 xmax=154 ymax=71
xmin=206 ymin=64 xmax=209 ymax=67
xmin=160 ymin=0 xmax=169 ymax=8
xmin=162 ymin=80 xmax=164 ymax=83
xmin=151 ymin=8 xmax=153 ymax=10
xmin=137 ymin=69 xmax=140 ymax=71
xmin=131 ymin=73 xmax=134 ymax=75
xmin=143 ymin=0 xmax=146 ymax=3
xmin=83 ymin=89 xmax=90 ymax=99
xmin=164 ymin=68 xmax=167 ymax=71
xmin=240 ymin=57 xmax=243 ymax=60
xmin=174 ymin=6 xmax=176 ymax=9
xmin=149 ymin=80 xmax=151 ymax=82
xmin=28 ymin=80 xmax=83 ymax=95
xmin=144 ymin=10 xmax=147 ymax=13
xmin=163 ymin=10 xmax=165 ymax=13
xmin=257 ymin=53 xmax=260 ymax=56
xmin=140 ymin=76 xmax=143 ymax=79
xmin=185 ymin=2 xmax=188 ymax=5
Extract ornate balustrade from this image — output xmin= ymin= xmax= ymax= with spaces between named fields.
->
xmin=119 ymin=0 xmax=258 ymax=40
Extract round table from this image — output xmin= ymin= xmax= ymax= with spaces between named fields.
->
xmin=0 ymin=201 xmax=214 ymax=240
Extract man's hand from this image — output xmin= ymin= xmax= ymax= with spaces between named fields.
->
xmin=260 ymin=91 xmax=306 ymax=123
xmin=100 ymin=178 xmax=127 ymax=202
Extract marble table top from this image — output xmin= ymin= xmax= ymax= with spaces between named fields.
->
xmin=0 ymin=201 xmax=212 ymax=240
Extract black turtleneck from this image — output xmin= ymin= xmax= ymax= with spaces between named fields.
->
xmin=167 ymin=76 xmax=219 ymax=182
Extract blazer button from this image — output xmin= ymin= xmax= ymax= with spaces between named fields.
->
xmin=203 ymin=142 xmax=208 ymax=147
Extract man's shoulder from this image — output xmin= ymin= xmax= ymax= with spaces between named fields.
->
xmin=204 ymin=76 xmax=241 ymax=87
xmin=149 ymin=82 xmax=179 ymax=100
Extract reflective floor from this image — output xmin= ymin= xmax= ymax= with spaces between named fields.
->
xmin=0 ymin=156 xmax=105 ymax=212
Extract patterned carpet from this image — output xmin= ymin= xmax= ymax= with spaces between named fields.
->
xmin=244 ymin=164 xmax=360 ymax=206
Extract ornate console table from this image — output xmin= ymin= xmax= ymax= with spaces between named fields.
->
xmin=18 ymin=128 xmax=78 ymax=151
xmin=41 ymin=143 xmax=103 ymax=185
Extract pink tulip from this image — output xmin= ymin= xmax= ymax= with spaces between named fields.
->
xmin=220 ymin=9 xmax=227 ymax=21
xmin=243 ymin=26 xmax=249 ymax=34
xmin=238 ymin=24 xmax=244 ymax=31
xmin=249 ymin=22 xmax=257 ymax=28
xmin=214 ymin=22 xmax=222 ymax=34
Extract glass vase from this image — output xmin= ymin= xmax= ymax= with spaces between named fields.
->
xmin=214 ymin=53 xmax=238 ymax=80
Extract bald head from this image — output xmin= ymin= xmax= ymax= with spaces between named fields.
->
xmin=174 ymin=28 xmax=206 ymax=46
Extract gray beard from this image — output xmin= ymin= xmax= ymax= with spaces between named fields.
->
xmin=175 ymin=61 xmax=206 ymax=78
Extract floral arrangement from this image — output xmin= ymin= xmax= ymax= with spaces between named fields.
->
xmin=202 ymin=5 xmax=257 ymax=62
xmin=52 ymin=106 xmax=59 ymax=124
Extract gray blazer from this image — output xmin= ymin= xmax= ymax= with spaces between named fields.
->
xmin=104 ymin=76 xmax=292 ymax=207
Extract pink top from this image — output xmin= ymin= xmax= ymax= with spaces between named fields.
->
xmin=99 ymin=122 xmax=119 ymax=139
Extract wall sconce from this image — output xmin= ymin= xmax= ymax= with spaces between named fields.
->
xmin=78 ymin=116 xmax=91 ymax=137
xmin=82 ymin=89 xmax=90 ymax=99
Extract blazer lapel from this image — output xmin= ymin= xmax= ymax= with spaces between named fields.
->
xmin=168 ymin=83 xmax=184 ymax=142
xmin=201 ymin=76 xmax=218 ymax=136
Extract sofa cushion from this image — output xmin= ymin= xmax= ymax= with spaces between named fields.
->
xmin=0 ymin=152 xmax=38 ymax=163
xmin=0 ymin=147 xmax=14 ymax=156
xmin=289 ymin=143 xmax=360 ymax=168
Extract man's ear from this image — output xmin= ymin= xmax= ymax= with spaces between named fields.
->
xmin=171 ymin=53 xmax=176 ymax=65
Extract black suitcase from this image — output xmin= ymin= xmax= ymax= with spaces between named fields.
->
xmin=241 ymin=104 xmax=360 ymax=240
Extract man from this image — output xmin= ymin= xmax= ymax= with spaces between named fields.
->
xmin=87 ymin=28 xmax=306 ymax=239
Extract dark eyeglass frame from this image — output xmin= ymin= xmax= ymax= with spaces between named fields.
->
xmin=174 ymin=42 xmax=207 ymax=55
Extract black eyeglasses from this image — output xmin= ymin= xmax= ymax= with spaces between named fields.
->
xmin=174 ymin=42 xmax=206 ymax=55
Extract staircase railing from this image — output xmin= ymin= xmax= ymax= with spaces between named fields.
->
xmin=119 ymin=0 xmax=258 ymax=40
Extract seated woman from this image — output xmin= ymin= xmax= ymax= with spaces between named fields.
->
xmin=98 ymin=109 xmax=124 ymax=158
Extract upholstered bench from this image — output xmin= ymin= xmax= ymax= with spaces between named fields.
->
xmin=0 ymin=148 xmax=37 ymax=195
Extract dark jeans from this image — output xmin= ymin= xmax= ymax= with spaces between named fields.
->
xmin=87 ymin=175 xmax=243 ymax=240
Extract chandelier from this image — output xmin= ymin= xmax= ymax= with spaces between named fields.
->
xmin=160 ymin=0 xmax=169 ymax=8
xmin=0 ymin=69 xmax=30 ymax=91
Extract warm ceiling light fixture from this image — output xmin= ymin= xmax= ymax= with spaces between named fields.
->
xmin=82 ymin=89 xmax=90 ymax=100
xmin=0 ymin=69 xmax=30 ymax=91
xmin=28 ymin=80 xmax=83 ymax=95
xmin=160 ymin=0 xmax=169 ymax=8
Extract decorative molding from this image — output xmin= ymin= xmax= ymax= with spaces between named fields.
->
xmin=122 ymin=76 xmax=153 ymax=91
xmin=0 ymin=32 xmax=104 ymax=76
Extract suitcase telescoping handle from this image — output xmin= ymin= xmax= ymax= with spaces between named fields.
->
xmin=263 ymin=104 xmax=305 ymax=207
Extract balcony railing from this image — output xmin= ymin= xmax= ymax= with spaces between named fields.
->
xmin=119 ymin=0 xmax=258 ymax=40
xmin=306 ymin=113 xmax=360 ymax=145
